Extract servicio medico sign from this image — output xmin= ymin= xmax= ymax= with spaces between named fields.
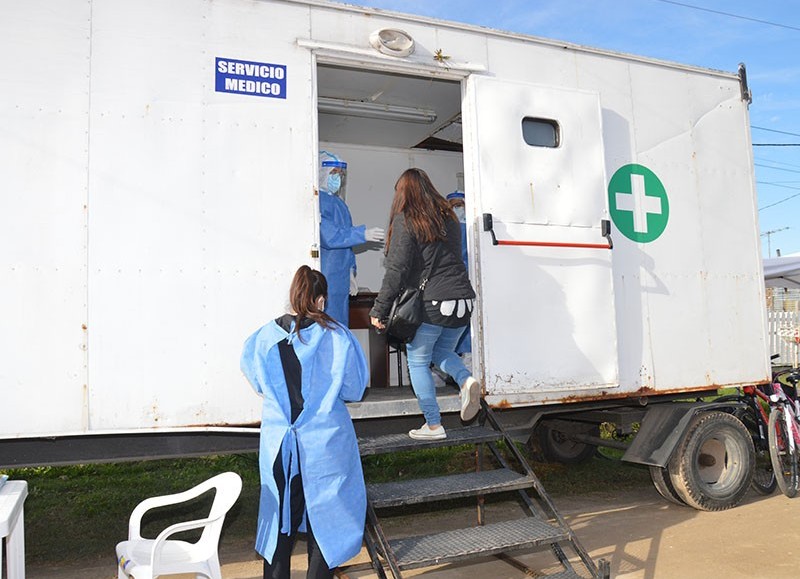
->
xmin=215 ymin=57 xmax=287 ymax=98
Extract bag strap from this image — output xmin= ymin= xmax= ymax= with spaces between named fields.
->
xmin=418 ymin=242 xmax=443 ymax=290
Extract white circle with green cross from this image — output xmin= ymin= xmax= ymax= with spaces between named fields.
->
xmin=607 ymin=163 xmax=669 ymax=243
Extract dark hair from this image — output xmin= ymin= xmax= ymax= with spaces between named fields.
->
xmin=386 ymin=168 xmax=456 ymax=253
xmin=289 ymin=265 xmax=337 ymax=335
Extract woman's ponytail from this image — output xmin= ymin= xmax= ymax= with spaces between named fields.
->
xmin=289 ymin=265 xmax=337 ymax=336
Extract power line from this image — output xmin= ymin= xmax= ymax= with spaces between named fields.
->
xmin=758 ymin=182 xmax=800 ymax=211
xmin=759 ymin=182 xmax=800 ymax=191
xmin=755 ymin=163 xmax=800 ymax=175
xmin=652 ymin=0 xmax=800 ymax=32
xmin=752 ymin=126 xmax=800 ymax=138
xmin=753 ymin=143 xmax=800 ymax=147
xmin=755 ymin=156 xmax=800 ymax=170
xmin=760 ymin=195 xmax=800 ymax=211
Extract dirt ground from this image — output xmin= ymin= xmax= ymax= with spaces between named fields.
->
xmin=28 ymin=486 xmax=800 ymax=579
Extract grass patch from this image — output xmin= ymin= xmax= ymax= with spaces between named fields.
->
xmin=6 ymin=442 xmax=651 ymax=566
xmin=361 ymin=444 xmax=477 ymax=483
xmin=8 ymin=455 xmax=261 ymax=565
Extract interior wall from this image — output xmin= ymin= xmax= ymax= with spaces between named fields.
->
xmin=320 ymin=141 xmax=464 ymax=292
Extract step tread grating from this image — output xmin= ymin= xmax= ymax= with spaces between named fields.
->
xmin=368 ymin=468 xmax=535 ymax=507
xmin=389 ymin=517 xmax=569 ymax=570
xmin=358 ymin=424 xmax=502 ymax=456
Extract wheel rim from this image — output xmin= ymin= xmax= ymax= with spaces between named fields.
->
xmin=550 ymin=430 xmax=586 ymax=458
xmin=695 ymin=435 xmax=745 ymax=494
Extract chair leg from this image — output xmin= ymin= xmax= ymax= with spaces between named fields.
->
xmin=206 ymin=554 xmax=222 ymax=579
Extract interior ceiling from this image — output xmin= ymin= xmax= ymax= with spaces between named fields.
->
xmin=317 ymin=64 xmax=462 ymax=151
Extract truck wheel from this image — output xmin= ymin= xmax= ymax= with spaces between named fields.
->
xmin=531 ymin=421 xmax=598 ymax=464
xmin=667 ymin=411 xmax=754 ymax=511
xmin=649 ymin=466 xmax=686 ymax=506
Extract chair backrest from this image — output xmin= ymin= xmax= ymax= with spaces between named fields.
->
xmin=148 ymin=471 xmax=243 ymax=576
xmin=192 ymin=472 xmax=243 ymax=551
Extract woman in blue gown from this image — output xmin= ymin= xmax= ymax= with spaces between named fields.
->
xmin=241 ymin=265 xmax=369 ymax=578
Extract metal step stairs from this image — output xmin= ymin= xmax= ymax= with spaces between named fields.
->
xmin=355 ymin=402 xmax=610 ymax=578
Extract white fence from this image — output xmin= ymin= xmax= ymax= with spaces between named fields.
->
xmin=768 ymin=311 xmax=800 ymax=366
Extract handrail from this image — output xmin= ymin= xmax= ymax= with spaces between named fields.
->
xmin=494 ymin=239 xmax=612 ymax=249
xmin=482 ymin=213 xmax=613 ymax=250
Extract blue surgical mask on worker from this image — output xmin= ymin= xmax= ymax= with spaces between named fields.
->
xmin=327 ymin=173 xmax=342 ymax=195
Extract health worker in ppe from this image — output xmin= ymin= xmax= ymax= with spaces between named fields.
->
xmin=318 ymin=151 xmax=385 ymax=326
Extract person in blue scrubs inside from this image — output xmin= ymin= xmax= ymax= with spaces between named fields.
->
xmin=240 ymin=265 xmax=369 ymax=579
xmin=319 ymin=151 xmax=385 ymax=326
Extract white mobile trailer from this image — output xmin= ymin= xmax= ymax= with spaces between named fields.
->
xmin=2 ymin=0 xmax=769 ymax=505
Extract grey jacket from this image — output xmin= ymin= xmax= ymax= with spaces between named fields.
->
xmin=370 ymin=213 xmax=475 ymax=321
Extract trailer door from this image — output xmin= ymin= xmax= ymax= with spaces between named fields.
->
xmin=464 ymin=76 xmax=618 ymax=402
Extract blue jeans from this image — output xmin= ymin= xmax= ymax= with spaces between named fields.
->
xmin=406 ymin=323 xmax=472 ymax=426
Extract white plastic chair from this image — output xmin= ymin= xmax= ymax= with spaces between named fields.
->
xmin=116 ymin=471 xmax=243 ymax=579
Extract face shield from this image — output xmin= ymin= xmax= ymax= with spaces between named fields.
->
xmin=447 ymin=190 xmax=466 ymax=223
xmin=319 ymin=152 xmax=348 ymax=201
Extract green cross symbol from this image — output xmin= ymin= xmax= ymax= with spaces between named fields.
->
xmin=607 ymin=164 xmax=669 ymax=243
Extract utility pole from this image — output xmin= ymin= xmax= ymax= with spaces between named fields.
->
xmin=761 ymin=227 xmax=790 ymax=257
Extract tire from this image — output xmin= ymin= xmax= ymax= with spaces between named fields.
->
xmin=667 ymin=411 xmax=755 ymax=511
xmin=732 ymin=406 xmax=776 ymax=495
xmin=530 ymin=421 xmax=598 ymax=464
xmin=649 ymin=466 xmax=686 ymax=506
xmin=768 ymin=405 xmax=799 ymax=498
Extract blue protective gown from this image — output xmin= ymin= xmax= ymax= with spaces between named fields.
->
xmin=240 ymin=318 xmax=369 ymax=568
xmin=319 ymin=191 xmax=366 ymax=325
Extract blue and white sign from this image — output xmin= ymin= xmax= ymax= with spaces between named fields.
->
xmin=215 ymin=57 xmax=286 ymax=99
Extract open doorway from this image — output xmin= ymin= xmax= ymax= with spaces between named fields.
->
xmin=316 ymin=63 xmax=464 ymax=388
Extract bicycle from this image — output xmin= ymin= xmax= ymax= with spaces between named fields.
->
xmin=767 ymin=367 xmax=800 ymax=498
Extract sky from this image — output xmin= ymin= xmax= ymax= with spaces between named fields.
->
xmin=348 ymin=0 xmax=800 ymax=258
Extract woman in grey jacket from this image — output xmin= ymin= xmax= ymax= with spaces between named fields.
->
xmin=369 ymin=168 xmax=481 ymax=440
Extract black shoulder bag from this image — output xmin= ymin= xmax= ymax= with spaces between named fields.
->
xmin=385 ymin=242 xmax=443 ymax=343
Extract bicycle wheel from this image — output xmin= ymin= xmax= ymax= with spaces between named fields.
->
xmin=751 ymin=443 xmax=778 ymax=495
xmin=733 ymin=405 xmax=777 ymax=495
xmin=768 ymin=404 xmax=799 ymax=498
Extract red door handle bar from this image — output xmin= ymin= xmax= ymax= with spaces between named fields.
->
xmin=482 ymin=213 xmax=614 ymax=250
xmin=495 ymin=239 xmax=612 ymax=249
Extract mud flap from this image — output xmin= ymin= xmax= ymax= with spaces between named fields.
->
xmin=622 ymin=402 xmax=702 ymax=467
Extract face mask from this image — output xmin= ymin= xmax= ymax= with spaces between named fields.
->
xmin=327 ymin=173 xmax=342 ymax=195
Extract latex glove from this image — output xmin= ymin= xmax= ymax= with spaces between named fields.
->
xmin=365 ymin=227 xmax=385 ymax=243
xmin=349 ymin=269 xmax=358 ymax=296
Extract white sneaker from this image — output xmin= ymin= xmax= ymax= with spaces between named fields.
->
xmin=460 ymin=377 xmax=481 ymax=421
xmin=409 ymin=423 xmax=447 ymax=440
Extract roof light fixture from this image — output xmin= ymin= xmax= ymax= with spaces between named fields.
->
xmin=318 ymin=96 xmax=437 ymax=124
xmin=369 ymin=28 xmax=415 ymax=57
